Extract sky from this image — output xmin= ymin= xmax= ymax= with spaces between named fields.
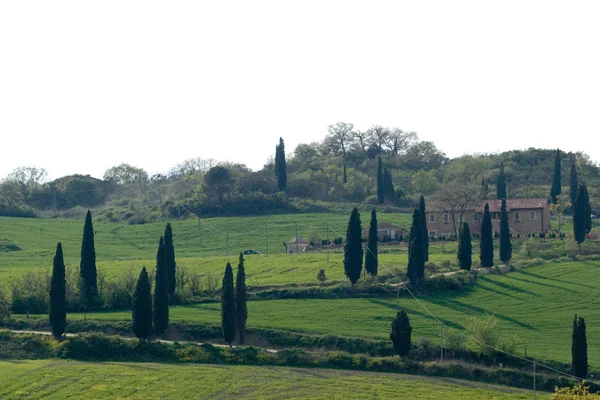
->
xmin=1 ymin=1 xmax=599 ymax=180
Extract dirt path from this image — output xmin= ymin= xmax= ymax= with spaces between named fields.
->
xmin=8 ymin=330 xmax=279 ymax=354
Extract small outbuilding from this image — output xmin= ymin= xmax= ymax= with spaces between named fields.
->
xmin=363 ymin=222 xmax=408 ymax=240
xmin=284 ymin=237 xmax=310 ymax=254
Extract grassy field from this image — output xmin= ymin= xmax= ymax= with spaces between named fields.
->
xmin=60 ymin=260 xmax=600 ymax=365
xmin=0 ymin=360 xmax=542 ymax=399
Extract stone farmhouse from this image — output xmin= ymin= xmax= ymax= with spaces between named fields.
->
xmin=425 ymin=198 xmax=550 ymax=236
xmin=363 ymin=222 xmax=408 ymax=240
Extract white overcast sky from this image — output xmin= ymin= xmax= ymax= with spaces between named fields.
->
xmin=1 ymin=1 xmax=599 ymax=180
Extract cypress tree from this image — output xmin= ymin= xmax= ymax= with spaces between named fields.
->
xmin=582 ymin=183 xmax=592 ymax=234
xmin=343 ymin=163 xmax=347 ymax=185
xmin=480 ymin=203 xmax=494 ymax=267
xmin=274 ymin=144 xmax=280 ymax=176
xmin=132 ymin=266 xmax=153 ymax=340
xmin=365 ymin=209 xmax=378 ymax=277
xmin=419 ymin=195 xmax=429 ymax=262
xmin=153 ymin=237 xmax=169 ymax=335
xmin=390 ymin=309 xmax=412 ymax=357
xmin=496 ymin=162 xmax=507 ymax=200
xmin=573 ymin=184 xmax=587 ymax=249
xmin=344 ymin=207 xmax=363 ymax=285
xmin=49 ymin=242 xmax=67 ymax=339
xmin=277 ymin=137 xmax=287 ymax=191
xmin=235 ymin=253 xmax=248 ymax=345
xmin=221 ymin=262 xmax=236 ymax=346
xmin=457 ymin=222 xmax=472 ymax=271
xmin=550 ymin=149 xmax=561 ymax=204
xmin=481 ymin=177 xmax=490 ymax=199
xmin=499 ymin=198 xmax=512 ymax=265
xmin=572 ymin=315 xmax=588 ymax=379
xmin=407 ymin=209 xmax=425 ymax=285
xmin=570 ymin=156 xmax=578 ymax=209
xmin=376 ymin=156 xmax=384 ymax=204
xmin=80 ymin=210 xmax=98 ymax=305
xmin=383 ymin=168 xmax=395 ymax=204
xmin=164 ymin=223 xmax=176 ymax=295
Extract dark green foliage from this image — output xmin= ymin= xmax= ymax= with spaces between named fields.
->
xmin=390 ymin=309 xmax=412 ymax=357
xmin=221 ymin=262 xmax=236 ymax=345
xmin=164 ymin=223 xmax=176 ymax=295
xmin=276 ymin=137 xmax=287 ymax=191
xmin=571 ymin=315 xmax=588 ymax=379
xmin=407 ymin=209 xmax=425 ymax=285
xmin=570 ymin=156 xmax=578 ymax=209
xmin=480 ymin=177 xmax=489 ymax=199
xmin=499 ymin=199 xmax=512 ymax=264
xmin=49 ymin=242 xmax=67 ymax=339
xmin=132 ymin=267 xmax=153 ymax=340
xmin=479 ymin=203 xmax=494 ymax=267
xmin=153 ymin=237 xmax=169 ymax=335
xmin=344 ymin=208 xmax=363 ymax=285
xmin=496 ymin=162 xmax=507 ymax=200
xmin=365 ymin=209 xmax=378 ymax=277
xmin=582 ymin=183 xmax=592 ymax=234
xmin=550 ymin=149 xmax=561 ymax=204
xmin=343 ymin=163 xmax=347 ymax=184
xmin=573 ymin=184 xmax=588 ymax=246
xmin=383 ymin=168 xmax=395 ymax=204
xmin=376 ymin=157 xmax=384 ymax=204
xmin=79 ymin=210 xmax=98 ymax=304
xmin=236 ymin=253 xmax=248 ymax=345
xmin=419 ymin=195 xmax=429 ymax=262
xmin=457 ymin=223 xmax=472 ymax=271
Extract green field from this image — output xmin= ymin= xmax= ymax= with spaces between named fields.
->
xmin=61 ymin=260 xmax=600 ymax=365
xmin=0 ymin=360 xmax=542 ymax=399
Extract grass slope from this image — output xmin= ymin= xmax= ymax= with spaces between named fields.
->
xmin=0 ymin=360 xmax=540 ymax=399
xmin=65 ymin=260 xmax=600 ymax=365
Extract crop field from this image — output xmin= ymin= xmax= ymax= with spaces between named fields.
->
xmin=0 ymin=360 xmax=541 ymax=399
xmin=61 ymin=260 xmax=600 ymax=365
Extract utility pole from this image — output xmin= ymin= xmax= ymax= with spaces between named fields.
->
xmin=295 ymin=222 xmax=299 ymax=254
xmin=326 ymin=224 xmax=330 ymax=263
xmin=265 ymin=222 xmax=269 ymax=254
xmin=226 ymin=232 xmax=229 ymax=256
xmin=440 ymin=319 xmax=444 ymax=362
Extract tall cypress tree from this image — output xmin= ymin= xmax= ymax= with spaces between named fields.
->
xmin=572 ymin=315 xmax=588 ymax=379
xmin=153 ymin=237 xmax=169 ymax=335
xmin=277 ymin=137 xmax=287 ymax=191
xmin=383 ymin=168 xmax=395 ymax=204
xmin=407 ymin=209 xmax=424 ymax=285
xmin=390 ymin=309 xmax=412 ymax=357
xmin=499 ymin=199 xmax=512 ymax=265
xmin=376 ymin=157 xmax=384 ymax=204
xmin=164 ymin=223 xmax=176 ymax=295
xmin=365 ymin=209 xmax=378 ymax=277
xmin=49 ymin=242 xmax=67 ymax=339
xmin=221 ymin=262 xmax=236 ymax=346
xmin=457 ymin=222 xmax=472 ymax=271
xmin=550 ymin=149 xmax=562 ymax=204
xmin=573 ymin=184 xmax=587 ymax=249
xmin=344 ymin=207 xmax=363 ymax=285
xmin=235 ymin=253 xmax=248 ymax=345
xmin=132 ymin=266 xmax=153 ymax=340
xmin=496 ymin=162 xmax=507 ymax=200
xmin=343 ymin=163 xmax=347 ymax=185
xmin=480 ymin=203 xmax=494 ymax=267
xmin=570 ymin=156 xmax=578 ymax=209
xmin=80 ymin=210 xmax=98 ymax=305
xmin=419 ymin=195 xmax=429 ymax=262
xmin=274 ymin=144 xmax=280 ymax=176
xmin=582 ymin=183 xmax=592 ymax=234
xmin=481 ymin=177 xmax=490 ymax=199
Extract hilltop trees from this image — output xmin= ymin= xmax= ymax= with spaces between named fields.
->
xmin=132 ymin=267 xmax=153 ymax=340
xmin=419 ymin=195 xmax=429 ymax=262
xmin=407 ymin=209 xmax=425 ymax=286
xmin=164 ymin=223 xmax=176 ymax=295
xmin=497 ymin=162 xmax=507 ymax=199
xmin=457 ymin=222 xmax=472 ymax=271
xmin=236 ymin=253 xmax=248 ymax=345
xmin=49 ymin=243 xmax=67 ymax=339
xmin=499 ymin=199 xmax=512 ymax=265
xmin=275 ymin=137 xmax=287 ymax=191
xmin=221 ymin=262 xmax=236 ymax=346
xmin=480 ymin=203 xmax=494 ymax=267
xmin=390 ymin=309 xmax=412 ymax=357
xmin=571 ymin=315 xmax=588 ymax=379
xmin=153 ymin=237 xmax=169 ymax=335
xmin=365 ymin=209 xmax=378 ymax=277
xmin=344 ymin=208 xmax=363 ymax=285
xmin=551 ymin=149 xmax=561 ymax=204
xmin=80 ymin=210 xmax=98 ymax=306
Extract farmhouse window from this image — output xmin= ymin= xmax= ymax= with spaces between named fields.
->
xmin=428 ymin=230 xmax=437 ymax=237
xmin=529 ymin=211 xmax=536 ymax=221
xmin=514 ymin=212 xmax=521 ymax=221
xmin=443 ymin=213 xmax=450 ymax=223
xmin=429 ymin=214 xmax=436 ymax=223
xmin=472 ymin=213 xmax=479 ymax=221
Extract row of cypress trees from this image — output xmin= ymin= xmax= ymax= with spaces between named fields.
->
xmin=220 ymin=253 xmax=248 ymax=346
xmin=376 ymin=157 xmax=396 ymax=204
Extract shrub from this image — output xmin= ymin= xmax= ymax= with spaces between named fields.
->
xmin=0 ymin=286 xmax=10 ymax=323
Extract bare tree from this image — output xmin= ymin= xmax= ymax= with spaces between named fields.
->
xmin=366 ymin=125 xmax=391 ymax=156
xmin=5 ymin=166 xmax=48 ymax=188
xmin=351 ymin=130 xmax=368 ymax=155
xmin=388 ymin=129 xmax=418 ymax=155
xmin=326 ymin=122 xmax=355 ymax=158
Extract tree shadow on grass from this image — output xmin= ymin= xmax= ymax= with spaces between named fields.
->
xmin=366 ymin=298 xmax=463 ymax=330
xmin=519 ymin=269 xmax=596 ymax=289
xmin=502 ymin=274 xmax=577 ymax=294
xmin=479 ymin=277 xmax=540 ymax=297
xmin=476 ymin=283 xmax=525 ymax=301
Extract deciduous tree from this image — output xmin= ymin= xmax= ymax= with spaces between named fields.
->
xmin=132 ymin=266 xmax=153 ymax=340
xmin=49 ymin=242 xmax=67 ymax=339
xmin=344 ymin=208 xmax=363 ymax=285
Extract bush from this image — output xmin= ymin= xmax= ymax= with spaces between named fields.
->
xmin=0 ymin=286 xmax=10 ymax=323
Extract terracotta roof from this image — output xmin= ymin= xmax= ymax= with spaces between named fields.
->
xmin=426 ymin=198 xmax=548 ymax=213
xmin=376 ymin=222 xmax=406 ymax=230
